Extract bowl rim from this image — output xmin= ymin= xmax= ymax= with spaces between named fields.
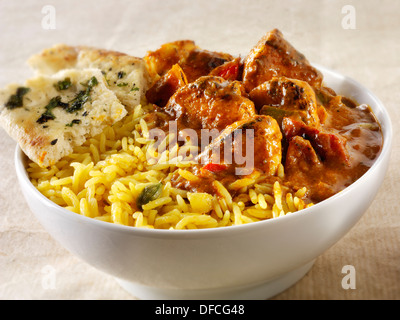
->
xmin=14 ymin=65 xmax=393 ymax=239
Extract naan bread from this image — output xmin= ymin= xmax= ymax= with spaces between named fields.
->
xmin=0 ymin=68 xmax=127 ymax=167
xmin=28 ymin=44 xmax=152 ymax=111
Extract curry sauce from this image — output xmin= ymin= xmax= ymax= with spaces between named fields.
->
xmin=143 ymin=29 xmax=383 ymax=204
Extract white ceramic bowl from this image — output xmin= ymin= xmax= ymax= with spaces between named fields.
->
xmin=15 ymin=66 xmax=392 ymax=300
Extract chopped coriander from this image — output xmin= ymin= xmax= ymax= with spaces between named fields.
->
xmin=37 ymin=96 xmax=69 ymax=124
xmin=67 ymin=90 xmax=89 ymax=113
xmin=117 ymin=82 xmax=129 ymax=87
xmin=66 ymin=119 xmax=81 ymax=127
xmin=66 ymin=76 xmax=98 ymax=113
xmin=87 ymin=76 xmax=98 ymax=87
xmin=5 ymin=87 xmax=30 ymax=110
xmin=54 ymin=77 xmax=72 ymax=91
xmin=101 ymin=71 xmax=110 ymax=86
xmin=131 ymin=85 xmax=139 ymax=92
xmin=35 ymin=76 xmax=98 ymax=125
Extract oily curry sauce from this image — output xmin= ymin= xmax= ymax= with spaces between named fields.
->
xmin=143 ymin=29 xmax=383 ymax=204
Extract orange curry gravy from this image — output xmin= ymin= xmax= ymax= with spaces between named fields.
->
xmin=143 ymin=29 xmax=383 ymax=204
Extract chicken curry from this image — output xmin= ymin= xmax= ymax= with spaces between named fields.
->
xmin=143 ymin=29 xmax=383 ymax=204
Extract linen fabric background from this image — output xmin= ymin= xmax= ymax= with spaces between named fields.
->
xmin=0 ymin=0 xmax=399 ymax=299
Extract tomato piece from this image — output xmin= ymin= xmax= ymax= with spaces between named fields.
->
xmin=210 ymin=58 xmax=241 ymax=81
xmin=218 ymin=63 xmax=239 ymax=80
xmin=202 ymin=163 xmax=227 ymax=173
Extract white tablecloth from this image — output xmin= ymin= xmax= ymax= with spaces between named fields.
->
xmin=0 ymin=0 xmax=399 ymax=299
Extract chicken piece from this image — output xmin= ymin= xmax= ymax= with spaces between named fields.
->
xmin=242 ymin=29 xmax=323 ymax=92
xmin=197 ymin=115 xmax=282 ymax=176
xmin=285 ymin=135 xmax=322 ymax=172
xmin=250 ymin=76 xmax=321 ymax=127
xmin=144 ymin=40 xmax=234 ymax=84
xmin=284 ymin=136 xmax=328 ymax=201
xmin=179 ymin=49 xmax=234 ymax=83
xmin=145 ymin=64 xmax=188 ymax=107
xmin=282 ymin=117 xmax=350 ymax=165
xmin=144 ymin=40 xmax=198 ymax=83
xmin=164 ymin=76 xmax=256 ymax=133
xmin=284 ymin=135 xmax=350 ymax=202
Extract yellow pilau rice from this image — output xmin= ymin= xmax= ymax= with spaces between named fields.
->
xmin=27 ymin=103 xmax=313 ymax=230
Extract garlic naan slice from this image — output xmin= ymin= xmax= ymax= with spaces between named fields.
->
xmin=28 ymin=44 xmax=151 ymax=111
xmin=0 ymin=68 xmax=127 ymax=167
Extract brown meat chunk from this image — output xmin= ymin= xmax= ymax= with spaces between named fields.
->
xmin=284 ymin=135 xmax=352 ymax=202
xmin=284 ymin=136 xmax=332 ymax=202
xmin=144 ymin=40 xmax=197 ymax=83
xmin=242 ymin=29 xmax=323 ymax=92
xmin=282 ymin=117 xmax=350 ymax=165
xmin=285 ymin=136 xmax=322 ymax=172
xmin=197 ymin=115 xmax=282 ymax=176
xmin=144 ymin=40 xmax=234 ymax=84
xmin=179 ymin=49 xmax=234 ymax=83
xmin=145 ymin=64 xmax=188 ymax=107
xmin=250 ymin=76 xmax=321 ymax=127
xmin=164 ymin=76 xmax=256 ymax=132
